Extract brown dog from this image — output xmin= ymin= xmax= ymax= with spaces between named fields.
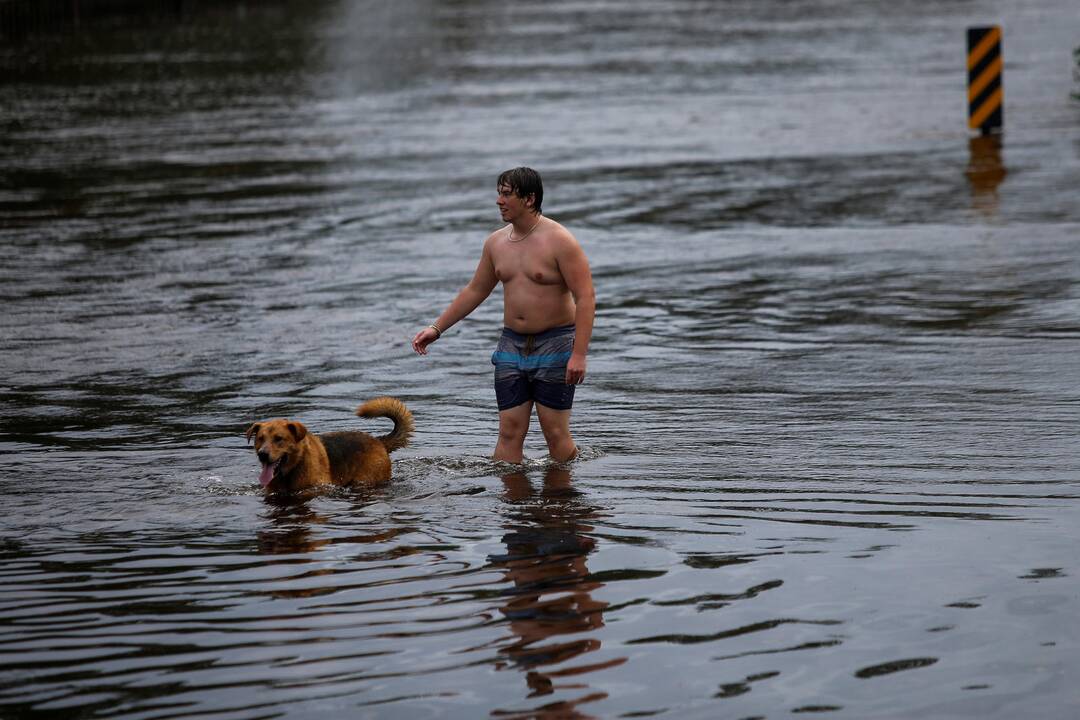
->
xmin=246 ymin=397 xmax=414 ymax=493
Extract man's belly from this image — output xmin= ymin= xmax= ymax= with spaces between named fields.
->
xmin=502 ymin=290 xmax=575 ymax=334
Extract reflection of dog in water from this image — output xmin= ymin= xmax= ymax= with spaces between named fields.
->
xmin=245 ymin=397 xmax=413 ymax=493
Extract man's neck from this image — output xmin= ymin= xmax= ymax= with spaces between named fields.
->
xmin=507 ymin=213 xmax=543 ymax=243
xmin=511 ymin=212 xmax=541 ymax=231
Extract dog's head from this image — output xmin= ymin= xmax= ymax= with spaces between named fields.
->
xmin=245 ymin=419 xmax=309 ymax=490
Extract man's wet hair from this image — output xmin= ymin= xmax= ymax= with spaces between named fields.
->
xmin=497 ymin=167 xmax=543 ymax=214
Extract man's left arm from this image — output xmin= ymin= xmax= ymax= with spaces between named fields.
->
xmin=558 ymin=234 xmax=595 ymax=385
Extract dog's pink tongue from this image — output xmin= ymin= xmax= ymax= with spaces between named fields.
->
xmin=259 ymin=463 xmax=274 ymax=488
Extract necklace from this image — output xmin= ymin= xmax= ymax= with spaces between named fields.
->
xmin=508 ymin=216 xmax=542 ymax=243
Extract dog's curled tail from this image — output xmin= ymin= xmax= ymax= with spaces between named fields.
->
xmin=356 ymin=397 xmax=414 ymax=453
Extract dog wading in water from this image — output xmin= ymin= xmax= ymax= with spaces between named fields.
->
xmin=412 ymin=167 xmax=595 ymax=464
xmin=246 ymin=397 xmax=414 ymax=493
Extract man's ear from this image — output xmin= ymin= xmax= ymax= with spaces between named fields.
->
xmin=524 ymin=192 xmax=536 ymax=209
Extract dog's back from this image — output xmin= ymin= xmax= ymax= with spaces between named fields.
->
xmin=321 ymin=431 xmax=391 ymax=486
xmin=322 ymin=398 xmax=414 ymax=486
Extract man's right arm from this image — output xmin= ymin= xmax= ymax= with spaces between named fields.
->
xmin=412 ymin=237 xmax=498 ymax=355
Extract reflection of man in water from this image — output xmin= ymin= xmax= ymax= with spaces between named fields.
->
xmin=411 ymin=167 xmax=596 ymax=464
xmin=489 ymin=467 xmax=625 ymax=716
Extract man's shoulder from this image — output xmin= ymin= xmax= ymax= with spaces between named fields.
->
xmin=544 ymin=218 xmax=579 ymax=244
xmin=482 ymin=226 xmax=508 ymax=247
xmin=544 ymin=220 xmax=586 ymax=257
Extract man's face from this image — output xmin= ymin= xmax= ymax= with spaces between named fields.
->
xmin=497 ymin=183 xmax=533 ymax=221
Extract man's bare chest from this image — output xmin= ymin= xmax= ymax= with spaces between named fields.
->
xmin=492 ymin=244 xmax=562 ymax=286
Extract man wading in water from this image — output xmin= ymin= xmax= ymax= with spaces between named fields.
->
xmin=412 ymin=167 xmax=595 ymax=464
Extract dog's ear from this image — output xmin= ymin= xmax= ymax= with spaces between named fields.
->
xmin=287 ymin=421 xmax=307 ymax=441
xmin=245 ymin=423 xmax=261 ymax=444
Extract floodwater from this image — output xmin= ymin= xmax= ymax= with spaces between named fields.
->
xmin=2 ymin=0 xmax=1080 ymax=717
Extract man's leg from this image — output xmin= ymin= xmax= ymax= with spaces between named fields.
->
xmin=535 ymin=403 xmax=577 ymax=463
xmin=494 ymin=400 xmax=533 ymax=464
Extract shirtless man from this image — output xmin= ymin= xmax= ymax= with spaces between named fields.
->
xmin=411 ymin=167 xmax=595 ymax=464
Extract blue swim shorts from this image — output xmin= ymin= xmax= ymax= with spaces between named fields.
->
xmin=491 ymin=324 xmax=576 ymax=411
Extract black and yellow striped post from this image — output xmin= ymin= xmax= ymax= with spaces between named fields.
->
xmin=967 ymin=26 xmax=1003 ymax=134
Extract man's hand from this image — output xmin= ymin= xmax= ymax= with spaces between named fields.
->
xmin=566 ymin=353 xmax=586 ymax=384
xmin=412 ymin=327 xmax=439 ymax=355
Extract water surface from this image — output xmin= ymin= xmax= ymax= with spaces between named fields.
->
xmin=2 ymin=1 xmax=1080 ymax=717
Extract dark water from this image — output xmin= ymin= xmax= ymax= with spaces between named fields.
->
xmin=3 ymin=1 xmax=1080 ymax=718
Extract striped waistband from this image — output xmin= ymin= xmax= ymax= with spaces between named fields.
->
xmin=491 ymin=351 xmax=572 ymax=369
